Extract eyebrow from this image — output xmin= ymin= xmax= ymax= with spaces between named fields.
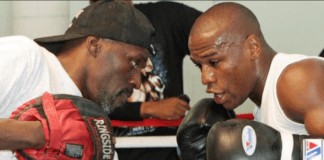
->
xmin=202 ymin=52 xmax=218 ymax=58
xmin=190 ymin=51 xmax=218 ymax=64
xmin=139 ymin=56 xmax=146 ymax=65
xmin=137 ymin=52 xmax=148 ymax=64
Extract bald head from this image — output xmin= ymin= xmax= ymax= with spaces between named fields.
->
xmin=190 ymin=2 xmax=263 ymax=44
xmin=188 ymin=3 xmax=276 ymax=110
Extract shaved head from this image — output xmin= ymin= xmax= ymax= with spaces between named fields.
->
xmin=190 ymin=2 xmax=262 ymax=42
xmin=188 ymin=2 xmax=276 ymax=110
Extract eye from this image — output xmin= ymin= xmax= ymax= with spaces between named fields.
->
xmin=131 ymin=61 xmax=137 ymax=67
xmin=210 ymin=60 xmax=219 ymax=66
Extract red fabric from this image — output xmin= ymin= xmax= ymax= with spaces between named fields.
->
xmin=41 ymin=93 xmax=62 ymax=155
xmin=111 ymin=118 xmax=183 ymax=127
xmin=10 ymin=92 xmax=94 ymax=160
xmin=236 ymin=113 xmax=254 ymax=120
xmin=111 ymin=113 xmax=254 ymax=127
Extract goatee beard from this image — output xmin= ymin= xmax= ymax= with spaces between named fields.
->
xmin=99 ymin=88 xmax=133 ymax=114
xmin=99 ymin=91 xmax=114 ymax=114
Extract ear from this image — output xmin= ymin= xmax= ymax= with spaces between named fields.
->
xmin=86 ymin=36 xmax=101 ymax=57
xmin=246 ymin=34 xmax=261 ymax=60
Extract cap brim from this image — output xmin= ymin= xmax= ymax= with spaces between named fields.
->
xmin=34 ymin=33 xmax=86 ymax=54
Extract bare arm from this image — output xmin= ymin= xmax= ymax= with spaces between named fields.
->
xmin=140 ymin=97 xmax=191 ymax=120
xmin=277 ymin=59 xmax=324 ymax=136
xmin=0 ymin=119 xmax=45 ymax=150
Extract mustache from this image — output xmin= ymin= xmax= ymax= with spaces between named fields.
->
xmin=100 ymin=87 xmax=133 ymax=114
xmin=116 ymin=87 xmax=133 ymax=98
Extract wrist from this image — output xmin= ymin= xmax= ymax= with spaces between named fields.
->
xmin=29 ymin=121 xmax=46 ymax=149
xmin=140 ymin=101 xmax=154 ymax=118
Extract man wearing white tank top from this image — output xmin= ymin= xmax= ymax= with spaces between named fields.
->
xmin=253 ymin=52 xmax=324 ymax=135
xmin=189 ymin=2 xmax=324 ymax=159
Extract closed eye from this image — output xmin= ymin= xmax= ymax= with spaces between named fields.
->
xmin=210 ymin=60 xmax=219 ymax=66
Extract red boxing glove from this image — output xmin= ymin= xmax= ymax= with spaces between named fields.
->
xmin=10 ymin=92 xmax=115 ymax=160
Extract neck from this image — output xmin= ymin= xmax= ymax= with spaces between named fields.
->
xmin=57 ymin=49 xmax=88 ymax=98
xmin=249 ymin=46 xmax=277 ymax=107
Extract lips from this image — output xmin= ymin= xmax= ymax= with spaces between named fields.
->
xmin=214 ymin=93 xmax=225 ymax=104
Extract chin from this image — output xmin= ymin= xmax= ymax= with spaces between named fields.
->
xmin=102 ymin=101 xmax=125 ymax=114
xmin=99 ymin=96 xmax=126 ymax=114
xmin=112 ymin=101 xmax=126 ymax=109
xmin=222 ymin=102 xmax=239 ymax=111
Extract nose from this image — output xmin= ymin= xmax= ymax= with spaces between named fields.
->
xmin=129 ymin=70 xmax=142 ymax=89
xmin=201 ymin=65 xmax=216 ymax=85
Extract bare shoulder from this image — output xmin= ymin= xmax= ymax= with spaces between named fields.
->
xmin=279 ymin=58 xmax=324 ymax=88
xmin=277 ymin=58 xmax=324 ymax=123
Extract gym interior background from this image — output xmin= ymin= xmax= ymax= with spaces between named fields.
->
xmin=0 ymin=1 xmax=323 ymax=114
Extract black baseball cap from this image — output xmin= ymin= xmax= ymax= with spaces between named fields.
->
xmin=34 ymin=1 xmax=155 ymax=54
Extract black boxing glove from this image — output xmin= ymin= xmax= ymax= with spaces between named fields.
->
xmin=206 ymin=119 xmax=324 ymax=160
xmin=176 ymin=98 xmax=235 ymax=160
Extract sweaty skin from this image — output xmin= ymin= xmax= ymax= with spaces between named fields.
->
xmin=189 ymin=3 xmax=273 ymax=110
xmin=189 ymin=2 xmax=324 ymax=136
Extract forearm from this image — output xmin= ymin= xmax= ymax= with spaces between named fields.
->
xmin=0 ymin=119 xmax=45 ymax=150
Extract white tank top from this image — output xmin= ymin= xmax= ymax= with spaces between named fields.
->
xmin=254 ymin=53 xmax=323 ymax=135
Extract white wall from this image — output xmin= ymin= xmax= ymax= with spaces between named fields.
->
xmin=0 ymin=1 xmax=70 ymax=39
xmin=68 ymin=1 xmax=215 ymax=21
xmin=69 ymin=1 xmax=89 ymax=21
xmin=1 ymin=1 xmax=324 ymax=114
xmin=12 ymin=1 xmax=70 ymax=39
xmin=0 ymin=1 xmax=12 ymax=37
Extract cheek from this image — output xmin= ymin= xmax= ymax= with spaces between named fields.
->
xmin=102 ymin=63 xmax=133 ymax=91
xmin=112 ymin=57 xmax=132 ymax=75
xmin=117 ymin=65 xmax=133 ymax=81
xmin=94 ymin=61 xmax=120 ymax=92
xmin=230 ymin=60 xmax=255 ymax=93
xmin=220 ymin=59 xmax=248 ymax=91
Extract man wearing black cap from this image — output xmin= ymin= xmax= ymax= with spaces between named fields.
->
xmin=89 ymin=0 xmax=201 ymax=160
xmin=0 ymin=1 xmax=154 ymax=159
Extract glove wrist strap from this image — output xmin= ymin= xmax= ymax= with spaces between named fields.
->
xmin=41 ymin=92 xmax=62 ymax=154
